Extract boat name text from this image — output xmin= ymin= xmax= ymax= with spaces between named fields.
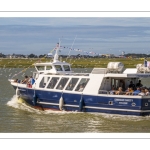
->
xmin=114 ymin=99 xmax=133 ymax=102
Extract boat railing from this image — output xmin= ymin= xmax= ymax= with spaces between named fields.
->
xmin=98 ymin=90 xmax=150 ymax=96
xmin=45 ymin=72 xmax=90 ymax=76
xmin=98 ymin=90 xmax=109 ymax=94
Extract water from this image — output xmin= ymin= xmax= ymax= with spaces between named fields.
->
xmin=1 ymin=68 xmax=150 ymax=133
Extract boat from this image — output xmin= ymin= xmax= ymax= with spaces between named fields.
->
xmin=9 ymin=43 xmax=150 ymax=116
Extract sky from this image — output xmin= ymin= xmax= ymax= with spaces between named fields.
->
xmin=1 ymin=17 xmax=150 ymax=26
xmin=1 ymin=17 xmax=150 ymax=56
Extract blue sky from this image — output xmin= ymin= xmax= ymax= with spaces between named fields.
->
xmin=1 ymin=17 xmax=150 ymax=56
xmin=1 ymin=18 xmax=150 ymax=27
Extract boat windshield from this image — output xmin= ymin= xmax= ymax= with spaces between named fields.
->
xmin=46 ymin=66 xmax=52 ymax=70
xmin=36 ymin=66 xmax=45 ymax=71
xmin=54 ymin=65 xmax=63 ymax=71
xmin=63 ymin=65 xmax=71 ymax=71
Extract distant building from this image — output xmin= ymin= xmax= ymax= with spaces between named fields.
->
xmin=122 ymin=51 xmax=125 ymax=56
xmin=47 ymin=53 xmax=53 ymax=58
xmin=119 ymin=55 xmax=126 ymax=58
xmin=101 ymin=54 xmax=115 ymax=58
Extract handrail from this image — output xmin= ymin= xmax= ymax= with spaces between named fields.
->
xmin=98 ymin=90 xmax=109 ymax=94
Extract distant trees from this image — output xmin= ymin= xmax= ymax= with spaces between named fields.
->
xmin=1 ymin=52 xmax=150 ymax=58
xmin=39 ymin=54 xmax=46 ymax=58
xmin=0 ymin=53 xmax=5 ymax=58
xmin=28 ymin=54 xmax=38 ymax=58
xmin=125 ymin=53 xmax=150 ymax=58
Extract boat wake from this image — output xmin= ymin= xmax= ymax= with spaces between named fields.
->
xmin=6 ymin=95 xmax=79 ymax=115
xmin=92 ymin=111 xmax=150 ymax=121
xmin=7 ymin=95 xmax=42 ymax=114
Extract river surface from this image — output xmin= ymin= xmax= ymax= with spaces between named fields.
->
xmin=0 ymin=68 xmax=150 ymax=133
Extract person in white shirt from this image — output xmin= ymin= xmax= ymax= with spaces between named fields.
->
xmin=138 ymin=89 xmax=145 ymax=96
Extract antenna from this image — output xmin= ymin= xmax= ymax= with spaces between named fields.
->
xmin=66 ymin=35 xmax=77 ymax=60
xmin=53 ymin=39 xmax=61 ymax=63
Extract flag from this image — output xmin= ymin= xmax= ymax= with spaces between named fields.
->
xmin=56 ymin=43 xmax=59 ymax=47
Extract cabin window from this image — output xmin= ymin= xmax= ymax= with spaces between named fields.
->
xmin=63 ymin=65 xmax=70 ymax=71
xmin=54 ymin=65 xmax=63 ymax=71
xmin=56 ymin=77 xmax=69 ymax=90
xmin=75 ymin=78 xmax=90 ymax=92
xmin=47 ymin=77 xmax=59 ymax=89
xmin=36 ymin=66 xmax=45 ymax=71
xmin=46 ymin=66 xmax=52 ymax=70
xmin=111 ymin=78 xmax=125 ymax=91
xmin=65 ymin=78 xmax=79 ymax=91
xmin=39 ymin=76 xmax=50 ymax=88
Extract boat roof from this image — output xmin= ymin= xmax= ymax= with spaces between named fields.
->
xmin=34 ymin=61 xmax=70 ymax=66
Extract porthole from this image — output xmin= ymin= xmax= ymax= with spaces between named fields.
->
xmin=131 ymin=103 xmax=136 ymax=106
xmin=109 ymin=101 xmax=113 ymax=105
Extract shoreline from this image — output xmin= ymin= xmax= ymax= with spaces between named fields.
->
xmin=0 ymin=58 xmax=147 ymax=68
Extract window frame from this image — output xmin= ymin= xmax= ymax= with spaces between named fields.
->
xmin=54 ymin=65 xmax=63 ymax=71
xmin=65 ymin=78 xmax=79 ymax=91
xmin=63 ymin=65 xmax=71 ymax=71
xmin=46 ymin=77 xmax=60 ymax=89
xmin=39 ymin=76 xmax=50 ymax=88
xmin=36 ymin=66 xmax=45 ymax=71
xmin=46 ymin=66 xmax=52 ymax=70
xmin=74 ymin=78 xmax=90 ymax=92
xmin=56 ymin=77 xmax=69 ymax=90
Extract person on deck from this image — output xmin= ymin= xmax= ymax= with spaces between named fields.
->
xmin=136 ymin=80 xmax=143 ymax=88
xmin=21 ymin=75 xmax=29 ymax=84
xmin=115 ymin=87 xmax=123 ymax=95
xmin=128 ymin=81 xmax=135 ymax=90
xmin=138 ymin=88 xmax=145 ymax=96
xmin=29 ymin=76 xmax=35 ymax=85
xmin=125 ymin=87 xmax=133 ymax=95
xmin=109 ymin=86 xmax=116 ymax=95
xmin=132 ymin=87 xmax=141 ymax=95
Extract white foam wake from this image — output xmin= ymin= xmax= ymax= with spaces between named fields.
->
xmin=7 ymin=95 xmax=20 ymax=108
xmin=7 ymin=95 xmax=79 ymax=115
xmin=7 ymin=95 xmax=42 ymax=114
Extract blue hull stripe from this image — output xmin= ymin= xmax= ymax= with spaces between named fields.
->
xmin=37 ymin=101 xmax=150 ymax=113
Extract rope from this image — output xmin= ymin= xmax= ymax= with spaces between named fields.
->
xmin=11 ymin=53 xmax=50 ymax=79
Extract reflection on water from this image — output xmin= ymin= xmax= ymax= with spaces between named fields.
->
xmin=0 ymin=68 xmax=150 ymax=133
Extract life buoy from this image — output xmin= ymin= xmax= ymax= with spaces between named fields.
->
xmin=59 ymin=96 xmax=64 ymax=110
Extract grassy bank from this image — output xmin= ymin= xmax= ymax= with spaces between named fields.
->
xmin=0 ymin=57 xmax=148 ymax=68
